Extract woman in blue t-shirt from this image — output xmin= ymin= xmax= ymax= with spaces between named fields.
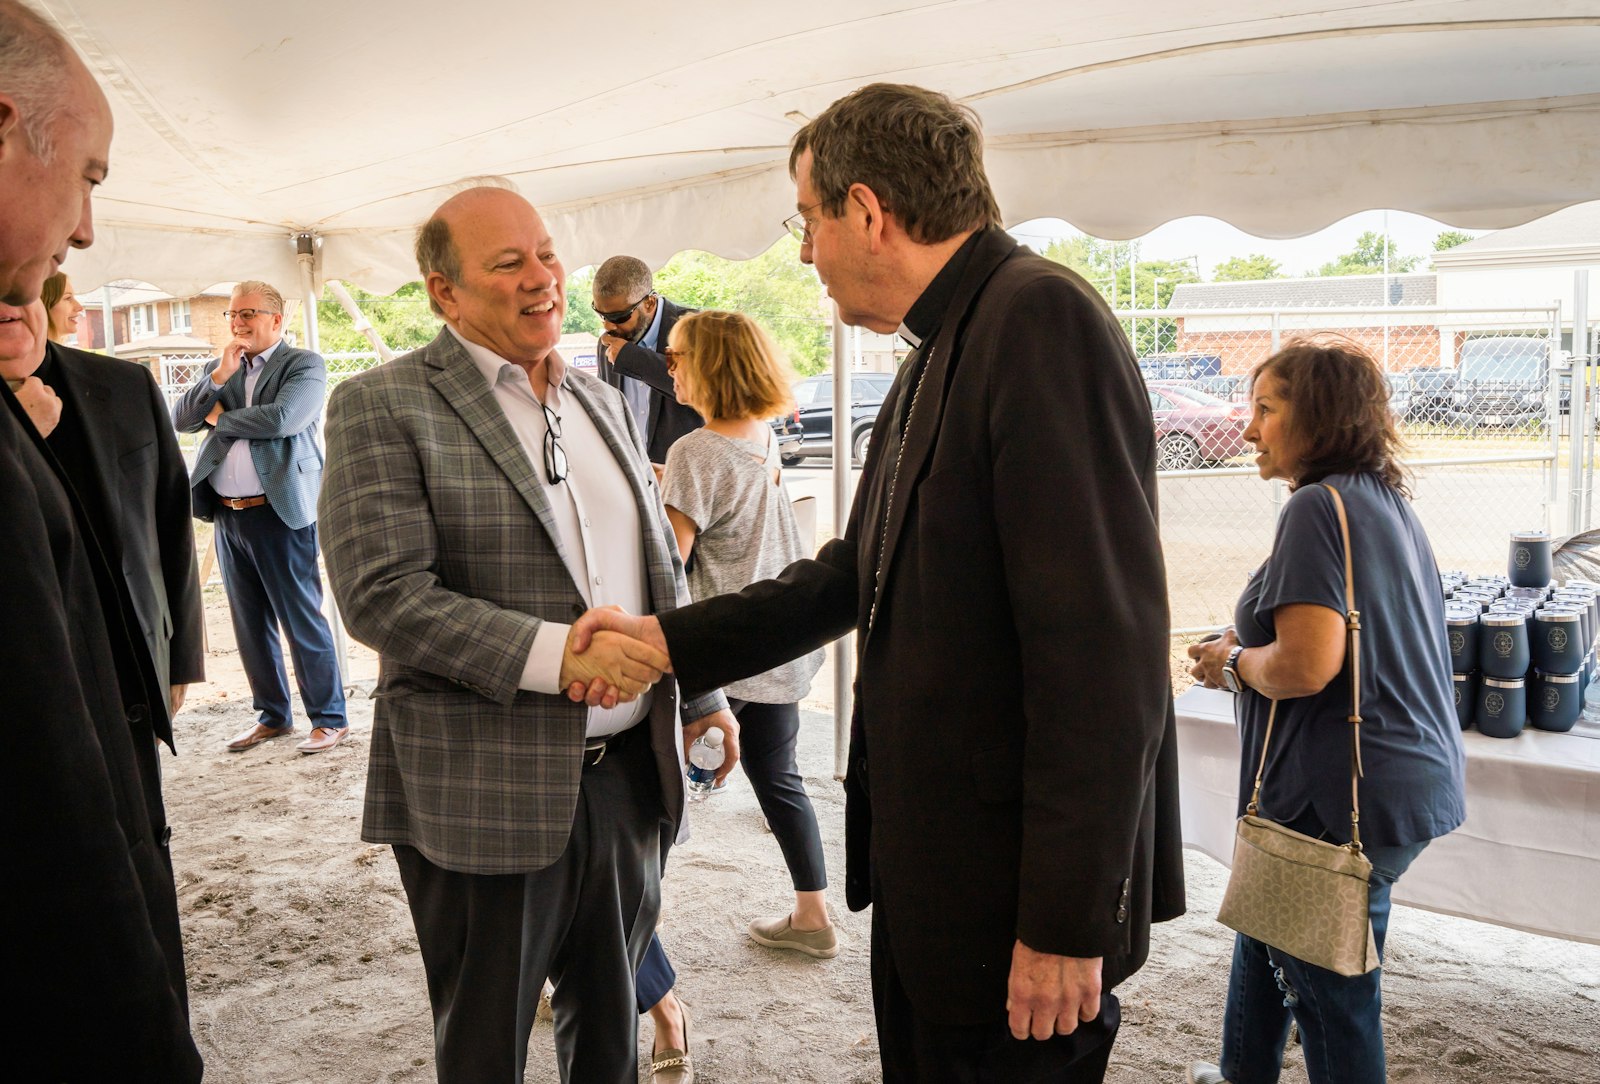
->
xmin=1185 ymin=340 xmax=1466 ymax=1084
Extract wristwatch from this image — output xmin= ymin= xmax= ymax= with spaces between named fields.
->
xmin=1221 ymin=646 xmax=1247 ymax=693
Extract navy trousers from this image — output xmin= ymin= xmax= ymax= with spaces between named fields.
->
xmin=212 ymin=503 xmax=346 ymax=731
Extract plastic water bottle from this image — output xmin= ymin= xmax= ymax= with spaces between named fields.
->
xmin=686 ymin=729 xmax=725 ymax=801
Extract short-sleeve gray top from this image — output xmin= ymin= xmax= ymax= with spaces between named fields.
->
xmin=661 ymin=428 xmax=826 ymax=702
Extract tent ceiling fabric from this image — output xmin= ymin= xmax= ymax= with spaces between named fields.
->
xmin=41 ymin=0 xmax=1600 ymax=295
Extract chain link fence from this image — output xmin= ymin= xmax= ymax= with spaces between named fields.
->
xmin=1131 ymin=304 xmax=1564 ymax=634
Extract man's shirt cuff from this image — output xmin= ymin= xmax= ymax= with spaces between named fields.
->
xmin=519 ymin=621 xmax=570 ymax=694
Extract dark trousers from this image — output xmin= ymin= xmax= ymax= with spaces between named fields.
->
xmin=872 ymin=886 xmax=1120 ymax=1083
xmin=212 ymin=503 xmax=345 ymax=730
xmin=730 ymin=699 xmax=827 ymax=891
xmin=636 ymin=932 xmax=676 ymax=1014
xmin=394 ymin=725 xmax=667 ymax=1084
xmin=632 ymin=699 xmax=825 ymax=1013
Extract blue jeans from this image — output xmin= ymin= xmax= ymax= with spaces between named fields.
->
xmin=213 ymin=504 xmax=346 ymax=730
xmin=1218 ymin=839 xmax=1430 ymax=1084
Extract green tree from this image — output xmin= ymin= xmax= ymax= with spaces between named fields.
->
xmin=561 ymin=239 xmax=828 ymax=375
xmin=659 ymin=240 xmax=830 ymax=375
xmin=563 ymin=266 xmax=602 ymax=336
xmin=316 ymin=281 xmax=441 ymax=355
xmin=1313 ymin=231 xmax=1421 ymax=277
xmin=1040 ymin=235 xmax=1199 ymax=355
xmin=1212 ymin=254 xmax=1283 ymax=281
xmin=1434 ymin=229 xmax=1475 ymax=251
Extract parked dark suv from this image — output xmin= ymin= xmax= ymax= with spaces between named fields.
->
xmin=1448 ymin=337 xmax=1550 ymax=426
xmin=782 ymin=372 xmax=896 ymax=465
xmin=1405 ymin=366 xmax=1458 ymax=420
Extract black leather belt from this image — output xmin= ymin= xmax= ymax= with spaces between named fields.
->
xmin=581 ymin=723 xmax=643 ymax=768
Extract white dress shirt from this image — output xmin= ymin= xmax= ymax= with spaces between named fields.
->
xmin=450 ymin=327 xmax=652 ymax=738
xmin=210 ymin=338 xmax=281 ymax=498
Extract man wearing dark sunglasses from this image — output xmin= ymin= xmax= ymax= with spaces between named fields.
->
xmin=592 ymin=255 xmax=703 ymax=463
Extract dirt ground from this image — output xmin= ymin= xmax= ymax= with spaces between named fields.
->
xmin=167 ymin=588 xmax=1600 ymax=1083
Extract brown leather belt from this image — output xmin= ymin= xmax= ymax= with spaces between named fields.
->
xmin=218 ymin=495 xmax=268 ymax=510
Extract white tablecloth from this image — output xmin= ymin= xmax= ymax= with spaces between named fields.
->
xmin=1176 ymin=686 xmax=1600 ymax=944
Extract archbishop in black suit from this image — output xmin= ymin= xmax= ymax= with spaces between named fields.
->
xmin=573 ymin=84 xmax=1184 ymax=1083
xmin=1 ymin=385 xmax=202 ymax=1082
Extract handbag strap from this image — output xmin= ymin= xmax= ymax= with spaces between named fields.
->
xmin=1245 ymin=483 xmax=1365 ymax=852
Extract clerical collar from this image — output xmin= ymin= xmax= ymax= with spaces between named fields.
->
xmin=897 ymin=227 xmax=989 ymax=348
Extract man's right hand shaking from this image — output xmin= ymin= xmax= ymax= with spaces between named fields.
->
xmin=558 ymin=612 xmax=671 ymax=709
xmin=565 ymin=607 xmax=671 ymax=707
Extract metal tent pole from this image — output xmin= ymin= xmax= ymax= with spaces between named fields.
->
xmin=831 ymin=304 xmax=855 ymax=780
xmin=297 ymin=232 xmax=353 ymax=692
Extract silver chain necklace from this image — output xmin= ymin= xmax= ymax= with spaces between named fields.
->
xmin=868 ymin=344 xmax=935 ymax=633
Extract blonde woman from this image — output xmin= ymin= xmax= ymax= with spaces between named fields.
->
xmin=661 ymin=310 xmax=835 ymax=955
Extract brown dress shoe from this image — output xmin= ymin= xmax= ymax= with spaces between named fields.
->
xmin=296 ymin=727 xmax=349 ymax=755
xmin=226 ymin=723 xmax=296 ymax=751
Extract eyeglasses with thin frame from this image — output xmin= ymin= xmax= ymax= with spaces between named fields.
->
xmin=223 ymin=308 xmax=279 ymax=321
xmin=592 ymin=291 xmax=655 ymax=325
xmin=782 ymin=201 xmax=824 ymax=245
xmin=539 ymin=397 xmax=568 ymax=486
xmin=663 ymin=348 xmax=686 ymax=374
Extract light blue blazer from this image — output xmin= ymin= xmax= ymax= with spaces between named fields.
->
xmin=173 ymin=342 xmax=326 ymax=530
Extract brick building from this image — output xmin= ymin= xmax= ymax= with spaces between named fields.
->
xmin=1164 ymin=273 xmax=1442 ymax=374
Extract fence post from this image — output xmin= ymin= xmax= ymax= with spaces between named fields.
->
xmin=830 ymin=306 xmax=854 ymax=782
xmin=1574 ymin=274 xmax=1592 ymax=531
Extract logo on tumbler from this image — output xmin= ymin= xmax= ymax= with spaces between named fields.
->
xmin=1485 ymin=691 xmax=1506 ymax=715
xmin=1514 ymin=547 xmax=1531 ymax=570
xmin=1493 ymin=631 xmax=1514 ymax=657
xmin=1450 ymin=630 xmax=1465 ymax=654
xmin=1543 ymin=686 xmax=1560 ymax=711
xmin=1550 ymin=627 xmax=1569 ymax=651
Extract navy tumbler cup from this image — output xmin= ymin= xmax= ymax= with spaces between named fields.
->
xmin=1476 ymin=676 xmax=1526 ymax=738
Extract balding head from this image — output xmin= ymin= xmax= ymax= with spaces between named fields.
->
xmin=417 ymin=186 xmax=566 ymax=365
xmin=0 ymin=1 xmax=112 ymax=304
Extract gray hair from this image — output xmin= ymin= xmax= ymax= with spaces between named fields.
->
xmin=413 ymin=180 xmax=519 ymax=316
xmin=414 ymin=216 xmax=458 ymax=318
xmin=232 ymin=279 xmax=285 ymax=312
xmin=593 ymin=256 xmax=653 ymax=302
xmin=414 ymin=179 xmax=523 ymax=317
xmin=0 ymin=0 xmax=77 ymax=163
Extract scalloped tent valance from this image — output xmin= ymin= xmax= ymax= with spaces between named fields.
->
xmin=41 ymin=0 xmax=1600 ymax=295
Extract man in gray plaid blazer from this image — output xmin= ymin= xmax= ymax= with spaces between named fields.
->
xmin=319 ymin=185 xmax=735 ymax=1084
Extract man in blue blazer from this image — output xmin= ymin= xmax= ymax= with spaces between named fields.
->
xmin=174 ymin=280 xmax=347 ymax=753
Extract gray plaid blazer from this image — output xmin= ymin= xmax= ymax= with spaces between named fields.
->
xmin=320 ymin=328 xmax=724 ymax=875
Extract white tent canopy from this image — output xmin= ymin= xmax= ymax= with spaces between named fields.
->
xmin=44 ymin=0 xmax=1600 ymax=296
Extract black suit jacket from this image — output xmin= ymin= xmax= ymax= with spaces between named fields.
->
xmin=596 ymin=296 xmax=704 ymax=462
xmin=0 ymin=388 xmax=202 ymax=1081
xmin=47 ymin=342 xmax=205 ymax=698
xmin=659 ymin=228 xmax=1185 ymax=1024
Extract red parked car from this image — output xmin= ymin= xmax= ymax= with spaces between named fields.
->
xmin=1147 ymin=381 xmax=1251 ymax=470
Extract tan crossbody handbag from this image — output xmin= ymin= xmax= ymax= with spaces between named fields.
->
xmin=1216 ymin=484 xmax=1380 ymax=977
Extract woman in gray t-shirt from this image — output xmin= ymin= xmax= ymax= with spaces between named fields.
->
xmin=660 ymin=310 xmax=835 ymax=961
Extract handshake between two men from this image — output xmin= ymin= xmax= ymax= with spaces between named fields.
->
xmin=558 ymin=606 xmax=740 ymax=779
